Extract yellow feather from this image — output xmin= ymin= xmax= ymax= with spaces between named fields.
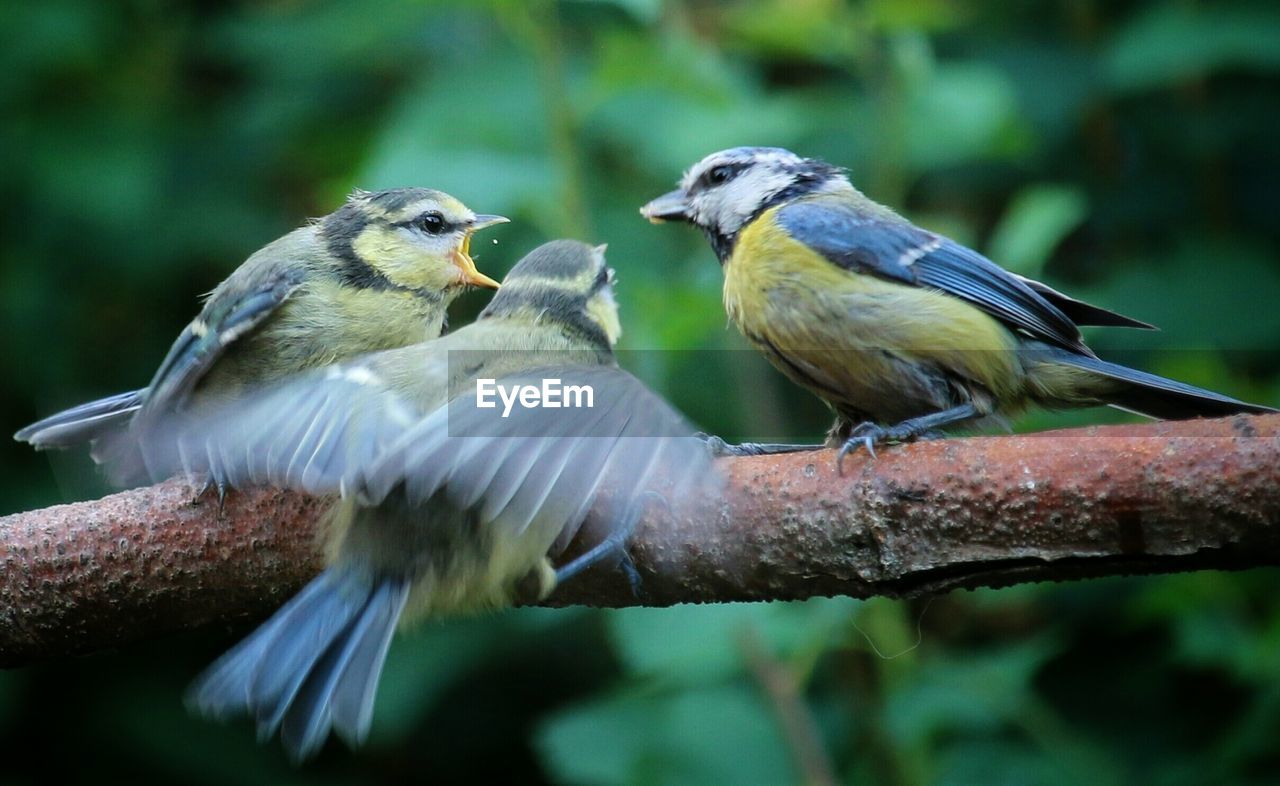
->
xmin=724 ymin=207 xmax=1022 ymax=423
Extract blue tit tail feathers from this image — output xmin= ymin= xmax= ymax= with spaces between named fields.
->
xmin=13 ymin=389 xmax=145 ymax=450
xmin=187 ymin=567 xmax=409 ymax=763
xmin=1029 ymin=349 xmax=1276 ymax=420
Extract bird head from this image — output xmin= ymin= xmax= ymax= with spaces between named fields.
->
xmin=480 ymin=240 xmax=621 ymax=349
xmin=641 ymin=146 xmax=846 ymax=260
xmin=321 ymin=188 xmax=506 ymax=294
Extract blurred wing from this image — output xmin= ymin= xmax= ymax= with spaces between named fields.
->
xmin=778 ymin=201 xmax=1093 ymax=354
xmin=130 ymin=362 xmax=423 ymax=495
xmin=358 ymin=365 xmax=720 ymax=557
xmin=143 ymin=267 xmax=305 ymax=413
xmin=128 ymin=359 xmax=718 ymax=569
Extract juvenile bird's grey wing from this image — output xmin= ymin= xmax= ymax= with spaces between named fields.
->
xmin=778 ymin=201 xmax=1093 ymax=354
xmin=1013 ymin=275 xmax=1156 ymax=330
xmin=142 ymin=264 xmax=306 ymax=415
xmin=14 ymin=388 xmax=146 ymax=450
xmin=358 ymin=364 xmax=719 ymax=557
xmin=131 ymin=359 xmax=423 ymax=495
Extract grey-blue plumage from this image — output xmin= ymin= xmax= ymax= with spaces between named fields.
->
xmin=642 ymin=146 xmax=1275 ymax=459
xmin=13 ymin=389 xmax=144 ymax=450
xmin=149 ymin=240 xmax=719 ymax=761
xmin=187 ymin=567 xmax=409 ymax=763
xmin=14 ymin=188 xmax=504 ymax=479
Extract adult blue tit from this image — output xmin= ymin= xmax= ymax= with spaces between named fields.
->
xmin=139 ymin=240 xmax=717 ymax=761
xmin=15 ymin=188 xmax=505 ymax=487
xmin=642 ymin=146 xmax=1275 ymax=462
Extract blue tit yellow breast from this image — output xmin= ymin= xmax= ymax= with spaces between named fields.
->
xmin=723 ymin=205 xmax=1025 ymax=423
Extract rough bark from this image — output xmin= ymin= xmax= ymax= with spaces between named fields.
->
xmin=2 ymin=414 xmax=1278 ymax=667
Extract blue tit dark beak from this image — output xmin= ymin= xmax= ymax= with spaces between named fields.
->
xmin=640 ymin=190 xmax=691 ymax=223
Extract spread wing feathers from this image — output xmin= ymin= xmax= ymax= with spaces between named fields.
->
xmin=131 ymin=363 xmax=421 ymax=495
xmin=186 ymin=567 xmax=410 ymax=763
xmin=14 ymin=388 xmax=145 ymax=450
xmin=143 ymin=269 xmax=304 ymax=415
xmin=357 ymin=365 xmax=720 ymax=546
xmin=130 ymin=360 xmax=718 ymax=551
xmin=777 ymin=202 xmax=1093 ymax=355
xmin=1014 ymin=275 xmax=1156 ymax=330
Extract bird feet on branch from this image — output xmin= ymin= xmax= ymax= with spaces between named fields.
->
xmin=554 ymin=491 xmax=666 ymax=599
xmin=836 ymin=422 xmax=933 ymax=469
xmin=836 ymin=402 xmax=981 ymax=473
xmin=192 ymin=476 xmax=230 ymax=516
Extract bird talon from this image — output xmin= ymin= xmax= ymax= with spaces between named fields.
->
xmin=618 ymin=550 xmax=645 ymax=600
xmin=836 ymin=423 xmax=891 ymax=473
xmin=193 ymin=476 xmax=231 ymax=516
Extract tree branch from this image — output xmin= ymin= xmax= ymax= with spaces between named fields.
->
xmin=3 ymin=414 xmax=1278 ymax=667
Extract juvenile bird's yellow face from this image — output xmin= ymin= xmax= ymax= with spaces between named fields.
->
xmin=324 ymin=188 xmax=506 ymax=294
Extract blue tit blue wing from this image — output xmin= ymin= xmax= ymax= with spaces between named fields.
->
xmin=1014 ymin=275 xmax=1156 ymax=330
xmin=143 ymin=268 xmax=305 ymax=413
xmin=777 ymin=201 xmax=1092 ymax=354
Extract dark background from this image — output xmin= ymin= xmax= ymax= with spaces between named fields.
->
xmin=3 ymin=1 xmax=1279 ymax=784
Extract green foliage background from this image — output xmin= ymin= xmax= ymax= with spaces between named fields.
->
xmin=2 ymin=0 xmax=1279 ymax=783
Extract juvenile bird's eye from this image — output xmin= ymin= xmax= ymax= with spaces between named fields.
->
xmin=417 ymin=212 xmax=446 ymax=234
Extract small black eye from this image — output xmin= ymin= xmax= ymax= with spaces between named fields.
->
xmin=706 ymin=165 xmax=733 ymax=185
xmin=417 ymin=212 xmax=446 ymax=234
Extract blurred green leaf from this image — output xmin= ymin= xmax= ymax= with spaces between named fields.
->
xmin=1086 ymin=237 xmax=1280 ymax=354
xmin=885 ymin=638 xmax=1059 ymax=748
xmin=723 ymin=0 xmax=864 ymax=62
xmin=609 ymin=598 xmax=856 ymax=682
xmin=570 ymin=0 xmax=664 ymax=24
xmin=987 ymin=184 xmax=1089 ymax=276
xmin=1107 ymin=5 xmax=1280 ymax=91
xmin=934 ymin=740 xmax=1081 ymax=786
xmin=537 ymin=684 xmax=793 ymax=786
xmin=904 ymin=62 xmax=1029 ymax=170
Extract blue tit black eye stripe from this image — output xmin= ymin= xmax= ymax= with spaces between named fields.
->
xmin=320 ymin=207 xmax=445 ymax=299
xmin=590 ymin=264 xmax=610 ymax=293
xmin=130 ymin=238 xmax=715 ymax=762
xmin=321 ymin=202 xmax=384 ymax=290
xmin=643 ymin=146 xmax=1275 ymax=462
xmin=694 ymin=162 xmax=745 ymax=191
xmin=388 ymin=213 xmax=459 ymax=235
xmin=16 ymin=186 xmax=500 ymax=501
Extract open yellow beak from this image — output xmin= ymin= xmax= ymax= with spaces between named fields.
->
xmin=454 ymin=214 xmax=508 ymax=289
